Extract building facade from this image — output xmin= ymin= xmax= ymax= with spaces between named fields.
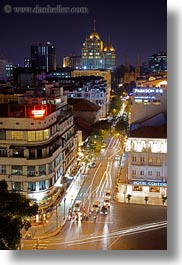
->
xmin=0 ymin=57 xmax=14 ymax=81
xmin=63 ymin=52 xmax=82 ymax=69
xmin=72 ymin=69 xmax=111 ymax=117
xmin=130 ymin=78 xmax=167 ymax=123
xmin=148 ymin=52 xmax=167 ymax=73
xmin=0 ymin=86 xmax=77 ymax=208
xmin=120 ymin=125 xmax=167 ymax=200
xmin=82 ymin=25 xmax=116 ymax=70
xmin=61 ymin=76 xmax=108 ymax=118
xmin=31 ymin=42 xmax=56 ymax=72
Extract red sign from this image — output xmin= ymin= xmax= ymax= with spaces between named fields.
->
xmin=32 ymin=109 xmax=45 ymax=118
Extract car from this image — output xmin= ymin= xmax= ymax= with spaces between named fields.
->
xmin=104 ymin=198 xmax=110 ymax=208
xmin=105 ymin=190 xmax=111 ymax=199
xmin=73 ymin=200 xmax=82 ymax=212
xmin=92 ymin=201 xmax=100 ymax=212
xmin=90 ymin=162 xmax=96 ymax=168
xmin=100 ymin=205 xmax=108 ymax=215
xmin=115 ymin=154 xmax=121 ymax=160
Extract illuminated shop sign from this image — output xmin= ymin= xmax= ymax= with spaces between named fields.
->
xmin=134 ymin=88 xmax=163 ymax=94
xmin=132 ymin=181 xmax=167 ymax=187
xmin=32 ymin=109 xmax=45 ymax=118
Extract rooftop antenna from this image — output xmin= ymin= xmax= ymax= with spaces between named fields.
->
xmin=108 ymin=35 xmax=110 ymax=44
xmin=93 ymin=20 xmax=96 ymax=31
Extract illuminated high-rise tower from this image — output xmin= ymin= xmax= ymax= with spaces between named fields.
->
xmin=103 ymin=36 xmax=116 ymax=69
xmin=82 ymin=21 xmax=104 ymax=69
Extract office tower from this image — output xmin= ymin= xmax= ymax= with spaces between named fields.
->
xmin=148 ymin=52 xmax=167 ymax=73
xmin=82 ymin=22 xmax=104 ymax=69
xmin=103 ymin=37 xmax=116 ymax=69
xmin=31 ymin=42 xmax=56 ymax=72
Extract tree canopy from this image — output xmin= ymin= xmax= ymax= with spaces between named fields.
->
xmin=0 ymin=180 xmax=38 ymax=250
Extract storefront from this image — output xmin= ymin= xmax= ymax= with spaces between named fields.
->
xmin=118 ymin=180 xmax=167 ymax=203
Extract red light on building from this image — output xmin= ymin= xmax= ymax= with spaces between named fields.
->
xmin=32 ymin=109 xmax=46 ymax=118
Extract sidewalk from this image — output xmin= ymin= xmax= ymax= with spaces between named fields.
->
xmin=114 ymin=189 xmax=167 ymax=206
xmin=22 ymin=170 xmax=87 ymax=240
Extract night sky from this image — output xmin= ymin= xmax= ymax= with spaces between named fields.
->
xmin=0 ymin=0 xmax=167 ymax=67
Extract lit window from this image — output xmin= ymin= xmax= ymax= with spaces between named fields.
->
xmin=157 ymin=158 xmax=161 ymax=164
xmin=133 ymin=186 xmax=142 ymax=191
xmin=11 ymin=131 xmax=24 ymax=140
xmin=11 ymin=165 xmax=23 ymax=175
xmin=149 ymin=186 xmax=160 ymax=193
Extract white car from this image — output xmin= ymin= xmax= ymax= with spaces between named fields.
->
xmin=115 ymin=155 xmax=121 ymax=160
xmin=92 ymin=201 xmax=100 ymax=212
xmin=105 ymin=190 xmax=111 ymax=199
xmin=104 ymin=198 xmax=110 ymax=208
xmin=73 ymin=200 xmax=82 ymax=212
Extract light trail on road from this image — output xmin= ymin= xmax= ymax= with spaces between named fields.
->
xmin=25 ymin=220 xmax=167 ymax=250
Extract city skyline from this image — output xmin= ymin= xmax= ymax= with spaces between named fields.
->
xmin=0 ymin=0 xmax=167 ymax=67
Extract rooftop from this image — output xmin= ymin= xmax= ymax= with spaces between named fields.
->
xmin=129 ymin=124 xmax=167 ymax=139
xmin=68 ymin=98 xmax=100 ymax=112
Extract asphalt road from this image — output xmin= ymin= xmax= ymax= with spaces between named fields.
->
xmin=22 ymin=136 xmax=167 ymax=250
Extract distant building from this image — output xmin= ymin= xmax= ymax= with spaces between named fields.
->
xmin=82 ymin=22 xmax=116 ymax=70
xmin=148 ymin=52 xmax=167 ymax=73
xmin=123 ymin=56 xmax=141 ymax=84
xmin=13 ymin=67 xmax=40 ymax=87
xmin=31 ymin=42 xmax=56 ymax=72
xmin=24 ymin=58 xmax=31 ymax=68
xmin=103 ymin=37 xmax=116 ymax=70
xmin=0 ymin=57 xmax=14 ymax=81
xmin=49 ymin=67 xmax=72 ymax=79
xmin=63 ymin=52 xmax=82 ymax=69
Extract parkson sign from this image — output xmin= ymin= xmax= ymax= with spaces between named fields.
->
xmin=132 ymin=180 xmax=167 ymax=187
xmin=134 ymin=88 xmax=163 ymax=94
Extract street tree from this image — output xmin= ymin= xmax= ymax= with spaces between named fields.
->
xmin=0 ymin=179 xmax=38 ymax=250
xmin=110 ymin=97 xmax=122 ymax=117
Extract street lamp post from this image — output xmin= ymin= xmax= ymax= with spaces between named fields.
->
xmin=64 ymin=197 xmax=66 ymax=220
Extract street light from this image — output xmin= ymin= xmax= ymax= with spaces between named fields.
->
xmin=63 ymin=197 xmax=66 ymax=220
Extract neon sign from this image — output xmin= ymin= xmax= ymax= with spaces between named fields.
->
xmin=32 ymin=109 xmax=45 ymax=118
xmin=132 ymin=181 xmax=167 ymax=187
xmin=134 ymin=88 xmax=163 ymax=94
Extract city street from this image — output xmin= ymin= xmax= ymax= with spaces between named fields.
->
xmin=22 ymin=136 xmax=167 ymax=250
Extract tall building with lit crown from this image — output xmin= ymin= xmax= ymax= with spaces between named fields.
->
xmin=82 ymin=22 xmax=116 ymax=70
xmin=103 ymin=37 xmax=116 ymax=69
xmin=0 ymin=86 xmax=77 ymax=211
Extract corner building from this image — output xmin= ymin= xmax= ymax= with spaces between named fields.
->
xmin=0 ymin=86 xmax=77 ymax=206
